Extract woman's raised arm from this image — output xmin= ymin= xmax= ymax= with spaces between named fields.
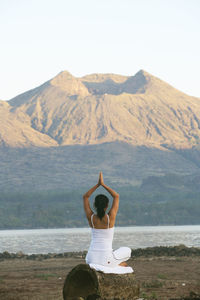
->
xmin=99 ymin=172 xmax=119 ymax=219
xmin=83 ymin=181 xmax=100 ymax=221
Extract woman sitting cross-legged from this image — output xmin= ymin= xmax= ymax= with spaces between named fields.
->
xmin=83 ymin=172 xmax=133 ymax=274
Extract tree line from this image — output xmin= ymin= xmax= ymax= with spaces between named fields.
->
xmin=0 ymin=186 xmax=199 ymax=229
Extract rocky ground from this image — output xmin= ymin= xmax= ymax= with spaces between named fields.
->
xmin=0 ymin=248 xmax=200 ymax=300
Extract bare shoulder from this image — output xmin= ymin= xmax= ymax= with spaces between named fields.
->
xmin=87 ymin=212 xmax=94 ymax=228
xmin=108 ymin=211 xmax=116 ymax=228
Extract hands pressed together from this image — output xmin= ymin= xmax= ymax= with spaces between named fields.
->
xmin=83 ymin=171 xmax=118 ymax=202
xmin=83 ymin=171 xmax=119 ymax=221
xmin=98 ymin=171 xmax=104 ymax=186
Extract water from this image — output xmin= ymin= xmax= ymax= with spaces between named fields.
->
xmin=0 ymin=225 xmax=200 ymax=254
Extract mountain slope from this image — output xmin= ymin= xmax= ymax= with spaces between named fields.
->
xmin=6 ymin=70 xmax=200 ymax=148
xmin=0 ymin=142 xmax=199 ymax=192
xmin=0 ymin=101 xmax=57 ymax=147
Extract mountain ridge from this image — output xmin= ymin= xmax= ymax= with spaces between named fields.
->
xmin=0 ymin=69 xmax=199 ymax=149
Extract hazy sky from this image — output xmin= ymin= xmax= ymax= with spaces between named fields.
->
xmin=1 ymin=0 xmax=200 ymax=100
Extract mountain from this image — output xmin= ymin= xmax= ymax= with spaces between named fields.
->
xmin=1 ymin=69 xmax=200 ymax=190
xmin=6 ymin=69 xmax=200 ymax=149
xmin=1 ymin=70 xmax=200 ymax=228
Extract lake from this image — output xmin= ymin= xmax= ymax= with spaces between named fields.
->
xmin=0 ymin=225 xmax=200 ymax=254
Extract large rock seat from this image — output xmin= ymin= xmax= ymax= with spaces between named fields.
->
xmin=63 ymin=264 xmax=140 ymax=300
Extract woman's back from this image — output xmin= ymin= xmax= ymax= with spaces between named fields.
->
xmin=89 ymin=214 xmax=114 ymax=251
xmin=91 ymin=213 xmax=112 ymax=229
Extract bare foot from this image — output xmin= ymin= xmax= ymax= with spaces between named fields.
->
xmin=119 ymin=262 xmax=128 ymax=267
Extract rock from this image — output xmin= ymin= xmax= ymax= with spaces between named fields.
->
xmin=63 ymin=264 xmax=140 ymax=300
xmin=16 ymin=251 xmax=24 ymax=258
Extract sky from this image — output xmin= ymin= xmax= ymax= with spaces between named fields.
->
xmin=0 ymin=0 xmax=200 ymax=100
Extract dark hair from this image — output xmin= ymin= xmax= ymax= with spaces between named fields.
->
xmin=94 ymin=194 xmax=109 ymax=220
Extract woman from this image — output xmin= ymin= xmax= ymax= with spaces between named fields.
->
xmin=83 ymin=172 xmax=133 ymax=272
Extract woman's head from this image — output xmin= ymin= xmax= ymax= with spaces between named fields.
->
xmin=94 ymin=194 xmax=109 ymax=220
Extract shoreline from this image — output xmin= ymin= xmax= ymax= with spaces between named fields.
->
xmin=1 ymin=245 xmax=200 ymax=260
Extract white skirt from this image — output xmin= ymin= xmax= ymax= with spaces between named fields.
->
xmin=86 ymin=246 xmax=131 ymax=268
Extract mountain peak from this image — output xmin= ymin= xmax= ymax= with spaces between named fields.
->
xmin=136 ymin=69 xmax=151 ymax=76
xmin=50 ymin=71 xmax=89 ymax=96
xmin=50 ymin=70 xmax=75 ymax=85
xmin=131 ymin=69 xmax=181 ymax=95
xmin=121 ymin=70 xmax=151 ymax=94
xmin=53 ymin=70 xmax=74 ymax=80
xmin=133 ymin=69 xmax=156 ymax=83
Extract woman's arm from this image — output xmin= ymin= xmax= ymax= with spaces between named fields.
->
xmin=83 ymin=183 xmax=99 ymax=221
xmin=102 ymin=183 xmax=119 ymax=217
xmin=99 ymin=172 xmax=119 ymax=218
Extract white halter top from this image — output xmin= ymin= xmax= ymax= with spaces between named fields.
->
xmin=88 ymin=214 xmax=114 ymax=252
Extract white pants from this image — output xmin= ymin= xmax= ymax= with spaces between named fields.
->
xmin=86 ymin=246 xmax=131 ymax=268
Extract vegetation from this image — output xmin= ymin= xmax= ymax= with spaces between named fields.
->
xmin=0 ymin=180 xmax=200 ymax=229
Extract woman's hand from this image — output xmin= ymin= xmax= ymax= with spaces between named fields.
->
xmin=98 ymin=171 xmax=104 ymax=186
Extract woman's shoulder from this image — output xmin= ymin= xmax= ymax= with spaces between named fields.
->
xmin=91 ymin=213 xmax=112 ymax=229
xmin=108 ymin=212 xmax=116 ymax=228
